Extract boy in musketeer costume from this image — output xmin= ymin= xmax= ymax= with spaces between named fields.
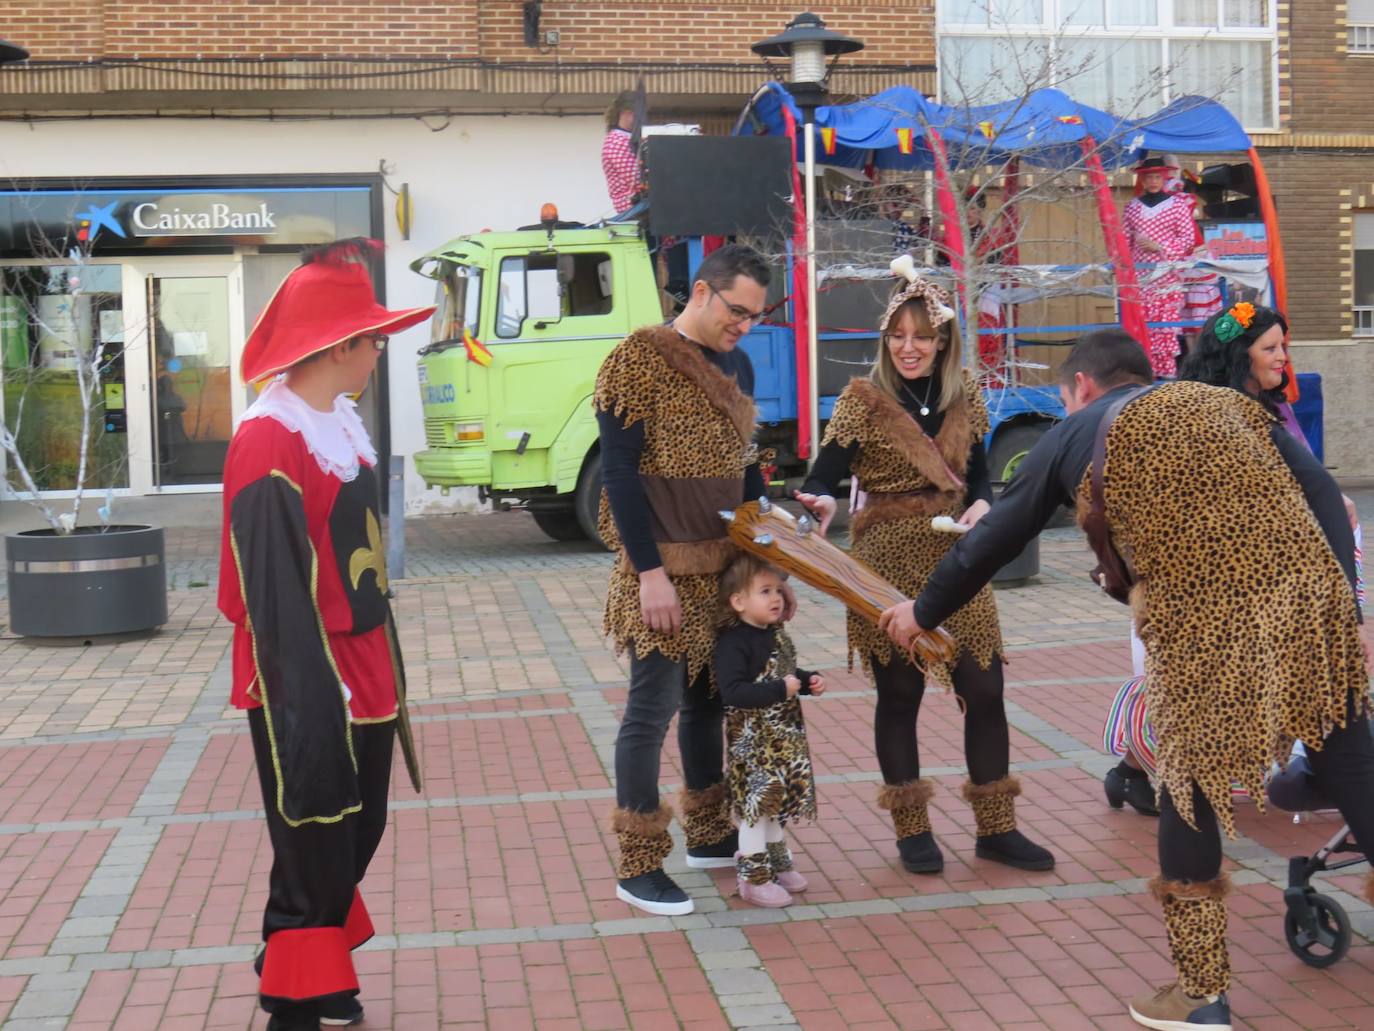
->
xmin=218 ymin=240 xmax=429 ymax=1031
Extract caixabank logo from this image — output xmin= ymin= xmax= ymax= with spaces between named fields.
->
xmin=71 ymin=195 xmax=280 ymax=243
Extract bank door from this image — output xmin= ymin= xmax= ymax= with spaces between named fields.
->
xmin=139 ymin=264 xmax=246 ymax=489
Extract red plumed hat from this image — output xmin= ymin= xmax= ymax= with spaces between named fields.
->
xmin=242 ymin=238 xmax=436 ymax=384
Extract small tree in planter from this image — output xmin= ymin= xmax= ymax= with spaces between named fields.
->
xmin=1 ymin=238 xmax=167 ymax=637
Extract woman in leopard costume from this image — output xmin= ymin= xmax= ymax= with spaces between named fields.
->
xmin=796 ymin=270 xmax=1053 ymax=875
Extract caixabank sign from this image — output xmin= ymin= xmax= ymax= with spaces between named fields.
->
xmin=0 ymin=183 xmax=374 ymax=254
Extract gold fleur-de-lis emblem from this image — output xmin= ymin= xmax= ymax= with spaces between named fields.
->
xmin=349 ymin=510 xmax=389 ymax=595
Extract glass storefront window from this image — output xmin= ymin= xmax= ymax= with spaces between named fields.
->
xmin=0 ymin=264 xmax=129 ymax=491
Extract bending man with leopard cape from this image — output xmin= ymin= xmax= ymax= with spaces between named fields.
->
xmin=595 ymin=243 xmax=794 ymax=916
xmin=883 ymin=329 xmax=1373 ymax=1031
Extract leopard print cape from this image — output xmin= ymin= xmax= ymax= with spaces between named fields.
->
xmin=594 ymin=325 xmax=756 ymax=682
xmin=824 ymin=372 xmax=1004 ymax=685
xmin=1078 ymin=381 xmax=1368 ymax=837
xmin=725 ymin=627 xmax=818 ymax=826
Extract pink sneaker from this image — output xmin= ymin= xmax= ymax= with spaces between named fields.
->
xmin=738 ymin=876 xmax=793 ymax=908
xmin=774 ymin=868 xmax=808 ymax=892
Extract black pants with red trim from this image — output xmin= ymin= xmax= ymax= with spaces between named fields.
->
xmin=249 ymin=708 xmax=395 ymax=1022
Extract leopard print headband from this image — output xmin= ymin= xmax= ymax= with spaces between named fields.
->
xmin=880 ymin=256 xmax=956 ymax=335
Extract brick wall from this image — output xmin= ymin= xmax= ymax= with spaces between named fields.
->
xmin=1261 ymin=152 xmax=1374 ymax=340
xmin=4 ymin=0 xmax=931 ymax=66
xmin=1282 ymin=0 xmax=1374 ymax=136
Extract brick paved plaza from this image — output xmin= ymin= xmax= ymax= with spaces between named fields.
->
xmin=0 ymin=498 xmax=1370 ymax=1030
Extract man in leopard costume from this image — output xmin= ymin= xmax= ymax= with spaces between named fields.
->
xmin=595 ymin=243 xmax=790 ymax=915
xmin=885 ymin=329 xmax=1373 ymax=1031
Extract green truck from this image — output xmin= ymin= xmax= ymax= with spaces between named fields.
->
xmin=411 ymin=218 xmax=664 ymax=542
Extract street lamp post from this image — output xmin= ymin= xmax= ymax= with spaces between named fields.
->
xmin=0 ymin=40 xmax=30 ymax=65
xmin=752 ymin=12 xmax=863 ymax=463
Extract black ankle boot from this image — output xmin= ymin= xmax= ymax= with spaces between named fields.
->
xmin=896 ymin=830 xmax=944 ymax=874
xmin=1104 ymin=766 xmax=1160 ymax=816
xmin=975 ymin=830 xmax=1054 ymax=871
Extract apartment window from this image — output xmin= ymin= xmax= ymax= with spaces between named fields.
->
xmin=1350 ymin=0 xmax=1374 ymax=53
xmin=1356 ymin=213 xmax=1374 ymax=338
xmin=939 ymin=0 xmax=1278 ymax=129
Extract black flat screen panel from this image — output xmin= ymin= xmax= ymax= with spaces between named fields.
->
xmin=645 ymin=136 xmax=793 ymax=238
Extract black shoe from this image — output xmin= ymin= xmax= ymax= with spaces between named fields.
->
xmin=896 ymin=831 xmax=945 ymax=874
xmin=686 ymin=830 xmax=739 ymax=870
xmin=319 ymin=994 xmax=364 ymax=1027
xmin=975 ymin=830 xmax=1055 ymax=871
xmin=616 ymin=869 xmax=694 ymax=916
xmin=267 ymin=1012 xmax=320 ymax=1031
xmin=1105 ymin=766 xmax=1161 ymax=817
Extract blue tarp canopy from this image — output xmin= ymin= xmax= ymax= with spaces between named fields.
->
xmin=739 ymin=81 xmax=1252 ymax=171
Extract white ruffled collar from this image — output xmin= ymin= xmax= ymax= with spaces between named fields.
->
xmin=239 ymin=380 xmax=377 ymax=482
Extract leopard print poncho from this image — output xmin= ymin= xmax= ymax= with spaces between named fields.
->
xmin=725 ymin=627 xmax=817 ymax=826
xmin=824 ymin=372 xmax=1004 ymax=685
xmin=594 ymin=326 xmax=756 ymax=681
xmin=1080 ymin=381 xmax=1368 ymax=837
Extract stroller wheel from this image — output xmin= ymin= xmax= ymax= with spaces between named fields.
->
xmin=1283 ymin=892 xmax=1352 ymax=968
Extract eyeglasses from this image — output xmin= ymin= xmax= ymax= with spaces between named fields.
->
xmin=708 ymin=284 xmax=766 ymax=327
xmin=884 ymin=334 xmax=937 ymax=348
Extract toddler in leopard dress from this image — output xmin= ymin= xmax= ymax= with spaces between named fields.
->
xmin=714 ymin=553 xmax=825 ymax=908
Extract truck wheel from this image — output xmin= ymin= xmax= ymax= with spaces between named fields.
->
xmin=575 ymin=453 xmax=608 ymax=549
xmin=531 ymin=507 xmax=588 ymax=542
xmin=987 ymin=422 xmax=1048 ymax=485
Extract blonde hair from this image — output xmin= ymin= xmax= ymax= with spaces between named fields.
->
xmin=871 ymin=297 xmax=964 ymax=412
xmin=717 ymin=552 xmax=785 ymax=627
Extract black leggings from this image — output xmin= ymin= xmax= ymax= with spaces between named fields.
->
xmin=871 ymin=651 xmax=1010 ymax=786
xmin=1159 ymin=703 xmax=1374 ymax=882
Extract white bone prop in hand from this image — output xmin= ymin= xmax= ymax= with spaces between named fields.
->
xmin=930 ymin=515 xmax=969 ymax=535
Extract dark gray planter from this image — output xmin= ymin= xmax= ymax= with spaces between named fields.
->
xmin=990 ymin=482 xmax=1040 ymax=585
xmin=5 ymin=524 xmax=167 ymax=637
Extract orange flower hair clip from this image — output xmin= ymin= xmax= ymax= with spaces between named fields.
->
xmin=1213 ymin=301 xmax=1257 ymax=344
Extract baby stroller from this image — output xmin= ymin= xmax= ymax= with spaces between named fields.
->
xmin=1265 ymin=740 xmax=1370 ymax=968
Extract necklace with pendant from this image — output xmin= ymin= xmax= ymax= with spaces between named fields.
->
xmin=903 ymin=376 xmax=937 ymax=417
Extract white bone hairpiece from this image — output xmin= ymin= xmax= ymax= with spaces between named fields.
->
xmin=890 ymin=253 xmax=919 ymax=284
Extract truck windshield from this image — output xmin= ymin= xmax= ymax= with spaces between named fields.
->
xmin=429 ymin=263 xmax=482 ymax=346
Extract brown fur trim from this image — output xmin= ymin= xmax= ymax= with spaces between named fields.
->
xmin=844 ymin=378 xmax=970 ymax=493
xmin=632 ymin=325 xmax=757 ymax=443
xmin=961 ymin=775 xmax=1022 ymax=802
xmin=876 ymin=778 xmax=936 ymax=811
xmin=1364 ymin=871 xmax=1374 ymax=907
xmin=617 ymin=538 xmax=736 ymax=578
xmin=1149 ymin=873 xmax=1232 ymax=903
xmin=679 ymin=781 xmax=728 ymax=814
xmin=609 ymin=804 xmax=674 ymax=836
xmin=851 ymin=490 xmax=959 ymax=537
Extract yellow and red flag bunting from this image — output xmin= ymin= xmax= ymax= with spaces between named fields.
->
xmin=819 ymin=127 xmax=837 ymax=156
xmin=895 ymin=127 xmax=914 ymax=154
xmin=1056 ymin=114 xmax=1084 ymax=125
xmin=463 ymin=329 xmax=493 ymax=367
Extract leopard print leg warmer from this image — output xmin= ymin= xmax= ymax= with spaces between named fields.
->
xmin=962 ymin=775 xmax=1021 ymax=837
xmin=877 ymin=779 xmax=936 ymax=839
xmin=609 ymin=805 xmax=674 ymax=880
xmin=679 ymin=782 xmax=734 ymax=849
xmin=766 ymin=841 xmax=794 ymax=873
xmin=1151 ymin=874 xmax=1232 ymax=998
xmin=737 ymin=851 xmax=772 ymax=886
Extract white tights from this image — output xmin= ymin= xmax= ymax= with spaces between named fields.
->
xmin=737 ymin=816 xmax=785 ymax=856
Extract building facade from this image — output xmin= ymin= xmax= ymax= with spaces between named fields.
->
xmin=0 ymin=1 xmax=937 ymax=510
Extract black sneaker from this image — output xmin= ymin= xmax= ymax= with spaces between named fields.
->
xmin=616 ymin=869 xmax=694 ymax=916
xmin=267 ymin=1011 xmax=321 ymax=1031
xmin=975 ymin=830 xmax=1055 ymax=871
xmin=319 ymin=994 xmax=364 ymax=1027
xmin=896 ymin=831 xmax=945 ymax=875
xmin=1105 ymin=766 xmax=1161 ymax=816
xmin=686 ymin=830 xmax=739 ymax=870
